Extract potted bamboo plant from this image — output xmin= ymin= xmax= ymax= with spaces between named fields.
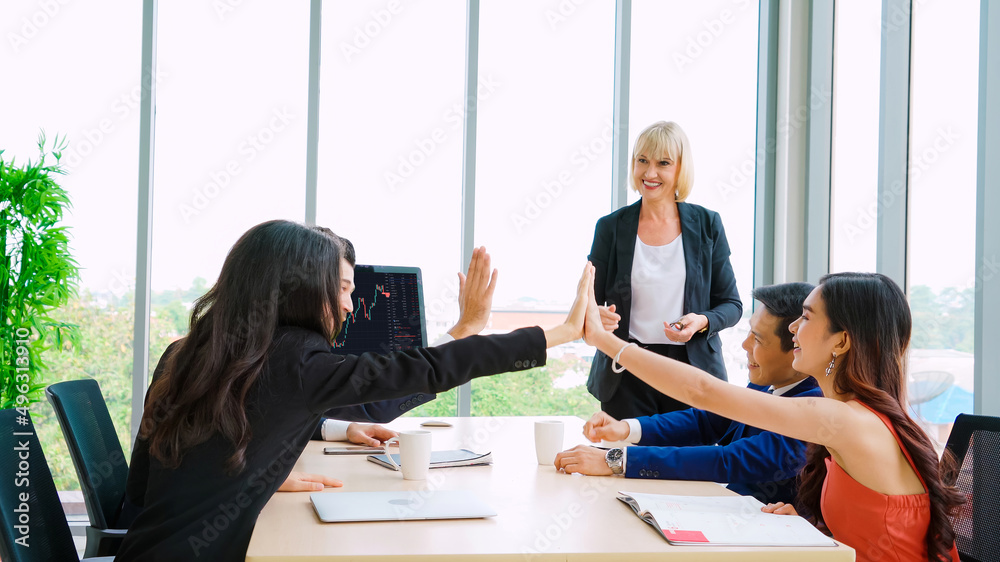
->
xmin=1 ymin=133 xmax=80 ymax=411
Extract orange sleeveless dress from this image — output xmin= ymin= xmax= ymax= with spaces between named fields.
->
xmin=820 ymin=401 xmax=959 ymax=562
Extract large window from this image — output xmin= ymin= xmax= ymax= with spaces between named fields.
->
xmin=315 ymin=1 xmax=467 ymax=415
xmin=0 ymin=0 xmax=142 ymax=490
xmin=149 ymin=2 xmax=311 ymax=366
xmin=829 ymin=0 xmax=881 ymax=274
xmin=468 ymin=0 xmax=615 ymax=416
xmin=630 ymin=0 xmax=760 ymax=388
xmin=906 ymin=0 xmax=980 ymax=445
xmin=7 ymin=2 xmax=992 ymax=462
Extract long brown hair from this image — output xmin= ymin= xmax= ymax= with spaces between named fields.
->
xmin=795 ymin=272 xmax=962 ymax=561
xmin=140 ymin=220 xmax=347 ymax=473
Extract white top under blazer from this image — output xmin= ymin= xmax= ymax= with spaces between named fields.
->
xmin=628 ymin=234 xmax=686 ymax=345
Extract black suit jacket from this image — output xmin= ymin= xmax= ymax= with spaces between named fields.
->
xmin=121 ymin=327 xmax=546 ymax=562
xmin=587 ymin=200 xmax=742 ymax=401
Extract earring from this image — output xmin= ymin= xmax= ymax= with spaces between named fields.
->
xmin=825 ymin=352 xmax=837 ymax=377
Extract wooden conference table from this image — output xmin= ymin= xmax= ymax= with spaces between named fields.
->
xmin=246 ymin=416 xmax=855 ymax=561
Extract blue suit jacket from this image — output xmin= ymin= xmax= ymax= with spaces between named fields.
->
xmin=586 ymin=200 xmax=743 ymax=401
xmin=625 ymin=377 xmax=822 ymax=504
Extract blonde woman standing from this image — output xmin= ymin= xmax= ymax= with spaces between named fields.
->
xmin=586 ymin=121 xmax=742 ymax=419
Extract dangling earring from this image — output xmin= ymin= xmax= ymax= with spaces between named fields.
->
xmin=825 ymin=352 xmax=837 ymax=377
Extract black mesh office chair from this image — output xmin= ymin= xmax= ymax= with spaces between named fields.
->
xmin=46 ymin=379 xmax=129 ymax=557
xmin=945 ymin=413 xmax=1000 ymax=562
xmin=0 ymin=408 xmax=114 ymax=561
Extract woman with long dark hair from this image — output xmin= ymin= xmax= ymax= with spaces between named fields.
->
xmin=579 ymin=269 xmax=961 ymax=561
xmin=118 ymin=220 xmax=589 ymax=561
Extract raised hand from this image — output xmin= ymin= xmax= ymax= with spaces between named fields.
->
xmin=583 ymin=266 xmax=609 ymax=346
xmin=582 ymin=411 xmax=630 ymax=443
xmin=448 ymin=246 xmax=499 ymax=340
xmin=566 ymin=262 xmax=594 ymax=338
xmin=543 ymin=262 xmax=598 ymax=348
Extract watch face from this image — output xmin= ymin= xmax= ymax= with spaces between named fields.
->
xmin=606 ymin=448 xmax=623 ymax=463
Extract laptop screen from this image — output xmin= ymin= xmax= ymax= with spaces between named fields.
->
xmin=332 ymin=265 xmax=427 ymax=354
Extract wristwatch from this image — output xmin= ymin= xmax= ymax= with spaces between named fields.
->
xmin=605 ymin=447 xmax=624 ymax=475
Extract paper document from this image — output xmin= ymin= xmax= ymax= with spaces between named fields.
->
xmin=618 ymin=491 xmax=837 ymax=547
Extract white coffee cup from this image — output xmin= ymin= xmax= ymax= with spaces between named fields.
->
xmin=384 ymin=430 xmax=433 ymax=480
xmin=534 ymin=420 xmax=564 ymax=465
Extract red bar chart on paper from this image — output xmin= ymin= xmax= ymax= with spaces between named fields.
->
xmin=332 ymin=265 xmax=426 ymax=354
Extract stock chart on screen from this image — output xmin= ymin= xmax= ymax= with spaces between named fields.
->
xmin=332 ymin=265 xmax=427 ymax=355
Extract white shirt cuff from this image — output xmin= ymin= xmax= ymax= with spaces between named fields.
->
xmin=322 ymin=419 xmax=351 ymax=441
xmin=431 ymin=333 xmax=455 ymax=347
xmin=625 ymin=418 xmax=643 ymax=444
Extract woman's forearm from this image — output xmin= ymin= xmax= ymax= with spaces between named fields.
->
xmin=544 ymin=324 xmax=579 ymax=348
xmin=597 ymin=332 xmax=716 ymax=410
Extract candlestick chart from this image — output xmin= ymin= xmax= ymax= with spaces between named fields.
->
xmin=332 ymin=267 xmax=424 ymax=354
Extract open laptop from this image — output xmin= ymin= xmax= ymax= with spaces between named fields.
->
xmin=332 ymin=265 xmax=427 ymax=353
xmin=310 ymin=490 xmax=497 ymax=522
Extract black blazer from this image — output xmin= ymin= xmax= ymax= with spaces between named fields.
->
xmin=121 ymin=327 xmax=546 ymax=562
xmin=587 ymin=200 xmax=742 ymax=401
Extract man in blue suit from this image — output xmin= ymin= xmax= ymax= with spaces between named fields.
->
xmin=554 ymin=282 xmax=820 ymax=504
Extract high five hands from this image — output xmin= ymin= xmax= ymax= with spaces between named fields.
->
xmin=544 ymin=262 xmax=596 ymax=348
xmin=549 ymin=261 xmax=618 ymax=349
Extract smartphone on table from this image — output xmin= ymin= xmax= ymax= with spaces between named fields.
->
xmin=323 ymin=445 xmax=386 ymax=455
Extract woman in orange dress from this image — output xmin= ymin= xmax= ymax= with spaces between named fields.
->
xmin=578 ymin=268 xmax=961 ymax=561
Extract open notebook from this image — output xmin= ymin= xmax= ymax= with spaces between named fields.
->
xmin=618 ymin=491 xmax=838 ymax=547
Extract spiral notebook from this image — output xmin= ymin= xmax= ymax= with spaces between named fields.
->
xmin=367 ymin=449 xmax=493 ymax=470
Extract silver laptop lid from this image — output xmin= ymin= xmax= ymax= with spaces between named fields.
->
xmin=310 ymin=490 xmax=497 ymax=523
